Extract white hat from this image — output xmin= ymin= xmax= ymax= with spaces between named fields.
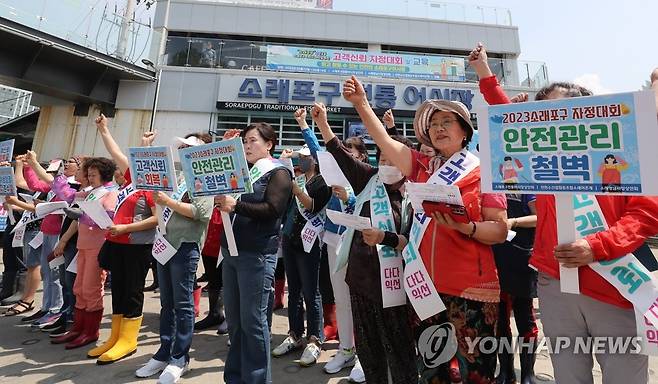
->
xmin=174 ymin=136 xmax=205 ymax=147
xmin=413 ymin=99 xmax=474 ymax=147
xmin=292 ymin=145 xmax=311 ymax=157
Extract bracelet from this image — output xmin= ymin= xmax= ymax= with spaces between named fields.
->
xmin=468 ymin=221 xmax=477 ymax=238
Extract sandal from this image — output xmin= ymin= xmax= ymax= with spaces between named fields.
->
xmin=4 ymin=300 xmax=34 ymax=316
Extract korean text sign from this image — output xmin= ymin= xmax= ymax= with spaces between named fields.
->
xmin=266 ymin=45 xmax=465 ymax=82
xmin=0 ymin=167 xmax=17 ymax=196
xmin=0 ymin=139 xmax=14 ymax=163
xmin=178 ymin=138 xmax=252 ymax=198
xmin=477 ymin=91 xmax=658 ymax=195
xmin=128 ymin=146 xmax=177 ymax=192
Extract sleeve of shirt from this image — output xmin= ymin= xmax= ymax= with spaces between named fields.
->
xmin=124 ymin=168 xmax=132 ymax=184
xmin=307 ymin=176 xmax=332 ymax=214
xmin=408 ymin=149 xmax=428 ymax=182
xmin=586 ymin=196 xmax=658 ymax=261
xmin=23 ymin=166 xmax=52 ymax=193
xmin=479 ymin=75 xmax=512 ymax=105
xmin=481 ymin=193 xmax=508 ymax=209
xmin=325 ymin=137 xmax=376 ymax=195
xmin=234 ymin=168 xmax=293 ymax=220
xmin=52 ymin=174 xmax=76 ymax=203
xmin=191 ymin=196 xmax=214 ymax=222
xmin=301 ymin=128 xmax=322 ymax=159
xmin=145 ymin=190 xmax=155 ymax=208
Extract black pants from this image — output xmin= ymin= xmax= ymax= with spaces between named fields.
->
xmin=2 ymin=222 xmax=24 ymax=274
xmin=106 ymin=241 xmax=151 ymax=318
xmin=497 ymin=292 xmax=538 ymax=341
xmin=319 ymin=244 xmax=334 ymax=305
xmin=200 ymin=255 xmax=223 ymax=291
xmin=351 ymin=291 xmax=418 ymax=384
xmin=274 ymin=256 xmax=285 ymax=280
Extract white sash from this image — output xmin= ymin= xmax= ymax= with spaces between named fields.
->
xmin=571 ymin=194 xmax=658 ymax=355
xmin=294 ymin=174 xmax=325 ymax=253
xmin=370 ymin=176 xmax=406 ymax=308
xmin=85 ymin=186 xmax=109 ymax=202
xmin=114 ymin=183 xmax=138 ymax=212
xmin=152 ymin=181 xmax=187 ymax=265
xmin=402 ymin=148 xmax=479 ymax=321
xmin=11 ymin=192 xmax=42 ymax=235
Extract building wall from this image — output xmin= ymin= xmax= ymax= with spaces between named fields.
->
xmin=157 ymin=0 xmax=521 ymax=56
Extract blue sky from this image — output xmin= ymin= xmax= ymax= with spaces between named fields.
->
xmin=333 ymin=0 xmax=657 ymax=93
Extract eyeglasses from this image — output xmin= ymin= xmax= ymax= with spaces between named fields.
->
xmin=64 ymin=159 xmax=80 ymax=166
xmin=428 ymin=119 xmax=459 ymax=131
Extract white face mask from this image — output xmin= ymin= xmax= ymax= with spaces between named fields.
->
xmin=378 ymin=165 xmax=404 ymax=184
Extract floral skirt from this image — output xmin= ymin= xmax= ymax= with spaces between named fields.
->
xmin=412 ymin=293 xmax=498 ymax=384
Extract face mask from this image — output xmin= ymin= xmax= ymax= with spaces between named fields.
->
xmin=378 ymin=165 xmax=404 ymax=184
xmin=299 ymin=157 xmax=314 ymax=173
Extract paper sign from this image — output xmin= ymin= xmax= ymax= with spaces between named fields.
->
xmin=178 ymin=138 xmax=252 ymax=198
xmin=405 ymin=182 xmax=464 ymax=212
xmin=28 ymin=231 xmax=44 ymax=249
xmin=152 ymin=232 xmax=177 ymax=265
xmin=35 ymin=201 xmax=69 ymax=218
xmin=78 ymin=200 xmax=114 ymax=229
xmin=128 ymin=146 xmax=178 ymax=192
xmin=317 ymin=152 xmax=351 ymax=188
xmin=66 ymin=253 xmax=78 ymax=274
xmin=46 ymin=159 xmax=62 ymax=172
xmin=477 ymin=91 xmax=658 ymax=195
xmin=325 ymin=209 xmax=371 ymax=230
xmin=49 ymin=255 xmax=65 ymax=269
xmin=0 ymin=139 xmax=14 ymax=163
xmin=506 ymin=230 xmax=517 ymax=242
xmin=0 ymin=208 xmax=7 ymax=232
xmin=0 ymin=167 xmax=17 ymax=196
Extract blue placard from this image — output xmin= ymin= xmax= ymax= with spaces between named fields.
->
xmin=178 ymin=138 xmax=252 ymax=197
xmin=478 ymin=91 xmax=658 ymax=195
xmin=0 ymin=166 xmax=17 ymax=196
xmin=0 ymin=139 xmax=15 ymax=163
xmin=128 ymin=146 xmax=177 ymax=192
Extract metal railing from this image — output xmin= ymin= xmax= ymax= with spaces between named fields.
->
xmin=0 ymin=0 xmax=160 ymax=68
xmin=206 ymin=0 xmax=514 ymax=26
xmin=165 ymin=36 xmax=549 ymax=88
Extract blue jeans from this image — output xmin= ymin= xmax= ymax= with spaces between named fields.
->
xmin=153 ymin=242 xmax=200 ymax=364
xmin=282 ymin=240 xmax=323 ymax=341
xmin=59 ymin=242 xmax=77 ymax=320
xmin=40 ymin=234 xmax=63 ymax=313
xmin=223 ymin=248 xmax=276 ymax=384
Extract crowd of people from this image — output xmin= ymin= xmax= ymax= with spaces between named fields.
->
xmin=1 ymin=43 xmax=658 ymax=384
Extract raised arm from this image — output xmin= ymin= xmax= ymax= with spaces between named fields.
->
xmin=13 ymin=156 xmax=29 ymax=191
xmin=651 ymin=68 xmax=658 ymax=116
xmin=294 ymin=108 xmax=322 ymax=157
xmin=311 ymin=103 xmax=336 ymax=144
xmin=469 ymin=42 xmax=511 ymax=105
xmin=24 ymin=150 xmax=53 ymax=189
xmin=342 ymin=76 xmax=413 ymax=176
xmin=95 ymin=114 xmax=129 ymax=174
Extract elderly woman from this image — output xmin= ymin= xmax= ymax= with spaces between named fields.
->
xmin=343 ymin=75 xmax=508 ymax=383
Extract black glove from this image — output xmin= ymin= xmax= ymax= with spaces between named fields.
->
xmin=63 ymin=207 xmax=83 ymax=220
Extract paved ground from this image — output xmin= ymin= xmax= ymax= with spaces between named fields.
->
xmin=1 ymin=253 xmax=658 ymax=383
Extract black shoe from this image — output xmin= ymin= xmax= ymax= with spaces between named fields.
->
xmin=21 ymin=309 xmax=48 ymax=323
xmin=49 ymin=323 xmax=68 ymax=338
xmin=42 ymin=316 xmax=66 ymax=332
xmin=197 ymin=273 xmax=208 ymax=283
xmin=195 ymin=315 xmax=221 ymax=331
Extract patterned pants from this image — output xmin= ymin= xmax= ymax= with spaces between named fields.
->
xmin=413 ymin=294 xmax=498 ymax=384
xmin=350 ymin=292 xmax=418 ymax=384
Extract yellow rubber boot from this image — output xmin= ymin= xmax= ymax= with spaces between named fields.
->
xmin=87 ymin=314 xmax=122 ymax=358
xmin=97 ymin=315 xmax=142 ymax=365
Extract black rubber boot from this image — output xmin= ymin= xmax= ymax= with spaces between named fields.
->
xmin=194 ymin=288 xmax=222 ymax=330
xmin=519 ymin=344 xmax=537 ymax=384
xmin=495 ymin=340 xmax=517 ymax=384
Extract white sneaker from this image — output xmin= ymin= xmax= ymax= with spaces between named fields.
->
xmin=299 ymin=341 xmax=321 ymax=367
xmin=348 ymin=358 xmax=365 ymax=383
xmin=135 ymin=358 xmax=168 ymax=378
xmin=272 ymin=335 xmax=303 ymax=357
xmin=324 ymin=348 xmax=356 ymax=374
xmin=157 ymin=362 xmax=190 ymax=384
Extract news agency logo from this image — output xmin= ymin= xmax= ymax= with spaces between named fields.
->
xmin=417 ymin=322 xmax=459 ymax=368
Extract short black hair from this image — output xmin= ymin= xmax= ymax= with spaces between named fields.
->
xmin=241 ymin=122 xmax=277 ymax=155
xmin=343 ymin=136 xmax=369 ymax=164
xmin=83 ymin=157 xmax=117 ymax=183
xmin=376 ymin=135 xmax=414 ymax=161
xmin=504 ymin=156 xmax=512 ymax=161
xmin=604 ymin=154 xmax=618 ymax=164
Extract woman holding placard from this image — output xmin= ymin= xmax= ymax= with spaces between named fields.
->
xmin=309 ymin=102 xmax=418 ymax=383
xmin=472 ymin=43 xmax=658 ymax=384
xmin=343 ymin=75 xmax=508 ymax=382
xmin=134 ymin=133 xmax=213 ymax=383
xmin=214 ymin=123 xmax=293 ymax=384
xmin=50 ymin=157 xmax=119 ymax=350
xmin=86 ymin=114 xmax=159 ymax=365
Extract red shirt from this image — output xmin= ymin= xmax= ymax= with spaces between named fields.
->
xmin=107 ymin=169 xmax=156 ymax=244
xmin=201 ymin=208 xmax=224 ymax=258
xmin=479 ymin=75 xmax=658 ymax=308
xmin=409 ymin=149 xmax=506 ymax=302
